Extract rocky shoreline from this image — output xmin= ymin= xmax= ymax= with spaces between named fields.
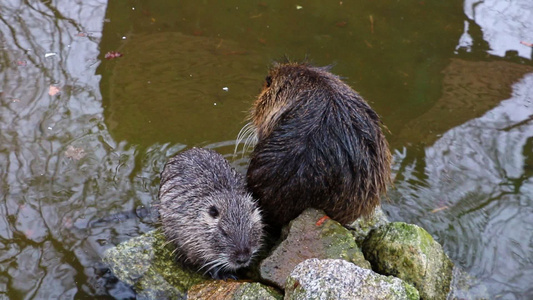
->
xmin=103 ymin=207 xmax=486 ymax=299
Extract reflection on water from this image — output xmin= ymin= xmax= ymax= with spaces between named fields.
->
xmin=463 ymin=0 xmax=533 ymax=59
xmin=0 ymin=0 xmax=149 ymax=297
xmin=389 ymin=73 xmax=533 ymax=298
xmin=0 ymin=0 xmax=532 ymax=298
xmin=393 ymin=58 xmax=533 ymax=145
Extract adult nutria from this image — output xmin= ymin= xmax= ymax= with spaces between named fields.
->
xmin=157 ymin=147 xmax=264 ymax=279
xmin=244 ymin=62 xmax=391 ymax=230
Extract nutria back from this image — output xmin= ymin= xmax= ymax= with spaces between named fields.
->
xmin=158 ymin=148 xmax=263 ymax=279
xmin=246 ymin=62 xmax=391 ymax=229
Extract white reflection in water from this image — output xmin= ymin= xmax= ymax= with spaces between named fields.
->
xmin=463 ymin=0 xmax=533 ymax=59
xmin=456 ymin=20 xmax=473 ymax=53
xmin=0 ymin=0 xmax=148 ymax=298
xmin=391 ymin=73 xmax=533 ymax=298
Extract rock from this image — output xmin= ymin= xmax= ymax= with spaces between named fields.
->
xmin=285 ymin=258 xmax=419 ymax=300
xmin=362 ymin=222 xmax=453 ymax=300
xmin=188 ymin=281 xmax=282 ymax=299
xmin=260 ymin=208 xmax=371 ymax=290
xmin=103 ymin=229 xmax=207 ymax=299
xmin=346 ymin=205 xmax=389 ymax=246
xmin=448 ymin=267 xmax=489 ymax=300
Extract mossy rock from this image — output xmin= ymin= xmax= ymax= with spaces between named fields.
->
xmin=103 ymin=229 xmax=208 ymax=299
xmin=362 ymin=222 xmax=453 ymax=299
xmin=260 ymin=208 xmax=371 ymax=289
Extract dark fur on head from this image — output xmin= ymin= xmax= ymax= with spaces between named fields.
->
xmin=246 ymin=62 xmax=391 ymax=230
xmin=157 ymin=148 xmax=263 ymax=279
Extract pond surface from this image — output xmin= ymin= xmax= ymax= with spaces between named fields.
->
xmin=1 ymin=0 xmax=532 ymax=298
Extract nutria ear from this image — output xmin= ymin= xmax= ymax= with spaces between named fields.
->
xmin=265 ymin=76 xmax=272 ymax=88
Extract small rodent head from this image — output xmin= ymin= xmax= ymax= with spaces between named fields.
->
xmin=199 ymin=192 xmax=263 ymax=277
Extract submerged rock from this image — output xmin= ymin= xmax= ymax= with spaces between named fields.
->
xmin=188 ymin=281 xmax=282 ymax=299
xmin=448 ymin=266 xmax=490 ymax=300
xmin=285 ymin=258 xmax=419 ymax=300
xmin=103 ymin=229 xmax=207 ymax=299
xmin=362 ymin=222 xmax=454 ymax=299
xmin=259 ymin=208 xmax=371 ymax=289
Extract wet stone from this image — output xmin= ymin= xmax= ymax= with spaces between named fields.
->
xmin=346 ymin=205 xmax=389 ymax=246
xmin=103 ymin=229 xmax=207 ymax=299
xmin=259 ymin=208 xmax=371 ymax=290
xmin=362 ymin=222 xmax=454 ymax=300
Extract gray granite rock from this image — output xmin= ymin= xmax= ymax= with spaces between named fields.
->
xmin=260 ymin=209 xmax=371 ymax=290
xmin=285 ymin=258 xmax=419 ymax=300
xmin=362 ymin=222 xmax=453 ymax=300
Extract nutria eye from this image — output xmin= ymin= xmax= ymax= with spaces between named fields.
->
xmin=265 ymin=76 xmax=272 ymax=87
xmin=208 ymin=206 xmax=219 ymax=218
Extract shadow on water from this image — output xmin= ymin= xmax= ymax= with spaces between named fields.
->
xmin=0 ymin=0 xmax=532 ymax=298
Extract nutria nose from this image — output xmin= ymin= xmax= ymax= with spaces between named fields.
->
xmin=235 ymin=247 xmax=251 ymax=265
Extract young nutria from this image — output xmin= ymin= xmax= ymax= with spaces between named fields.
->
xmin=157 ymin=148 xmax=263 ymax=279
xmin=244 ymin=62 xmax=391 ymax=230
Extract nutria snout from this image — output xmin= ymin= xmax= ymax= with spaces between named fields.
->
xmin=244 ymin=62 xmax=392 ymax=230
xmin=157 ymin=148 xmax=264 ymax=279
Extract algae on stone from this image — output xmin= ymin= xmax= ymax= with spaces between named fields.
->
xmin=260 ymin=208 xmax=371 ymax=289
xmin=285 ymin=258 xmax=419 ymax=300
xmin=346 ymin=205 xmax=389 ymax=246
xmin=103 ymin=230 xmax=158 ymax=286
xmin=103 ymin=229 xmax=207 ymax=299
xmin=362 ymin=222 xmax=453 ymax=299
xmin=102 ymin=214 xmax=456 ymax=299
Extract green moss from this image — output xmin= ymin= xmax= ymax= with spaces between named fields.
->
xmin=233 ymin=282 xmax=283 ymax=300
xmin=150 ymin=229 xmax=207 ymax=291
xmin=319 ymin=215 xmax=372 ymax=269
xmin=403 ymin=281 xmax=420 ymax=300
xmin=104 ymin=229 xmax=209 ymax=298
xmin=362 ymin=222 xmax=453 ymax=299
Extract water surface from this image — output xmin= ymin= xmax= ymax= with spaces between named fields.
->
xmin=0 ymin=0 xmax=532 ymax=298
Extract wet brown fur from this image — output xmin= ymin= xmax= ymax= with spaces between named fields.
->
xmin=246 ymin=62 xmax=391 ymax=230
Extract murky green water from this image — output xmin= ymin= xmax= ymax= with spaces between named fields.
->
xmin=1 ymin=0 xmax=532 ymax=298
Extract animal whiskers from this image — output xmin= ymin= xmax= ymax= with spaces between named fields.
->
xmin=234 ymin=122 xmax=258 ymax=157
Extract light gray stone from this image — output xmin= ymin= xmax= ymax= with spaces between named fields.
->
xmin=285 ymin=258 xmax=419 ymax=300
